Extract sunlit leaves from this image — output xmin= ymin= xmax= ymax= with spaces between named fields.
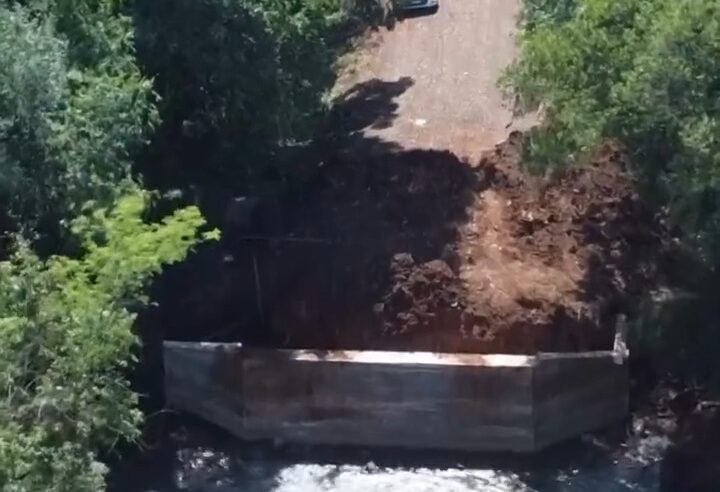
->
xmin=0 ymin=193 xmax=214 ymax=491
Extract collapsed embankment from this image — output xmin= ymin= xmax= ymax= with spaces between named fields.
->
xmin=263 ymin=134 xmax=668 ymax=353
xmin=153 ymin=133 xmax=670 ymax=354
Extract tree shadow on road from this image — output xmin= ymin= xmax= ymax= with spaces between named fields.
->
xmin=327 ymin=76 xmax=414 ymax=134
xmin=149 ymin=76 xmax=482 ymax=352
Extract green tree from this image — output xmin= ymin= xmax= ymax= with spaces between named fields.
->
xmin=0 ymin=1 xmax=156 ymax=236
xmin=0 ymin=2 xmax=216 ymax=490
xmin=0 ymin=194 xmax=215 ymax=491
xmin=132 ymin=0 xmax=361 ymax=194
xmin=504 ymin=0 xmax=720 ymax=264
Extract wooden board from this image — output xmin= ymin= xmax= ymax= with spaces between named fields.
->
xmin=241 ymin=349 xmax=535 ymax=451
xmin=533 ymin=352 xmax=629 ymax=449
xmin=163 ymin=344 xmax=629 ymax=452
xmin=164 ymin=342 xmax=245 ymax=433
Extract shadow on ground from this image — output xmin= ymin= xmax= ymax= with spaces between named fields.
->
xmin=329 ymin=77 xmax=414 ymax=133
xmin=127 ymin=78 xmax=484 ymax=466
xmin=395 ymin=4 xmax=439 ymax=22
xmin=143 ymin=76 xmax=480 ymax=350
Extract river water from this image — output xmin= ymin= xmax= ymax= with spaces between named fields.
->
xmin=109 ymin=416 xmax=668 ymax=492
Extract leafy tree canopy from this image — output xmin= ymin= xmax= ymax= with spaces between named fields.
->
xmin=0 ymin=1 xmax=156 ymax=236
xmin=132 ymin=0 xmax=366 ymax=194
xmin=505 ymin=0 xmax=720 ymax=265
xmin=0 ymin=194 xmax=213 ymax=491
xmin=0 ymin=2 xmax=215 ymax=490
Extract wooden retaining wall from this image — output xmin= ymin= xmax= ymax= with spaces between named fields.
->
xmin=164 ymin=344 xmax=628 ymax=452
xmin=533 ymin=352 xmax=629 ymax=449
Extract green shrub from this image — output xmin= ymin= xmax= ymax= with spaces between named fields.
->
xmin=132 ymin=0 xmax=358 ymax=192
xmin=0 ymin=1 xmax=156 ymax=235
xmin=521 ymin=0 xmax=578 ymax=29
xmin=0 ymin=193 xmax=215 ymax=491
xmin=505 ymin=0 xmax=720 ymax=264
xmin=133 ymin=0 xmax=348 ymax=143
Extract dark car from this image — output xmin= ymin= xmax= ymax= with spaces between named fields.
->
xmin=396 ymin=0 xmax=438 ymax=12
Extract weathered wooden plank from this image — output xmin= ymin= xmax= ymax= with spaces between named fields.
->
xmin=241 ymin=350 xmax=535 ymax=451
xmin=534 ymin=354 xmax=623 ymax=402
xmin=536 ymin=376 xmax=625 ymax=417
xmin=533 ymin=353 xmax=628 ymax=449
xmin=241 ymin=401 xmax=535 ymax=437
xmin=241 ymin=417 xmax=536 ymax=452
xmin=164 ymin=342 xmax=244 ymax=433
xmin=162 ymin=341 xmax=629 ymax=453
xmin=243 ymin=400 xmax=533 ymax=423
xmin=243 ymin=357 xmax=534 ymax=405
xmin=281 ymin=349 xmax=535 ymax=367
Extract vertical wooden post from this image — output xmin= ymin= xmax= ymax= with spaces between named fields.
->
xmin=613 ymin=314 xmax=629 ymax=365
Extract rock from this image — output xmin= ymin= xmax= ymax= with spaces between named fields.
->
xmin=422 ymin=259 xmax=454 ymax=278
xmin=440 ymin=244 xmax=461 ymax=273
xmin=364 ymin=461 xmax=379 ymax=473
xmin=668 ymin=388 xmax=698 ymax=416
xmin=392 ymin=252 xmax=415 ymax=268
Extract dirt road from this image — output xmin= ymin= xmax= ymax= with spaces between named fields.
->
xmin=337 ymin=0 xmax=533 ymax=161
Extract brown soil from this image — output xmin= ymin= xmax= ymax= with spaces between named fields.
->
xmin=155 ymin=1 xmax=669 ymax=354
xmin=260 ymin=134 xmax=667 ymax=354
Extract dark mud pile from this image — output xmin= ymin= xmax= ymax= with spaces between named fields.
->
xmin=244 ymin=133 xmax=668 ymax=354
xmin=153 ymin=131 xmax=670 ymax=354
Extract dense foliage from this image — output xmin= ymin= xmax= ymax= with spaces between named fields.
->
xmin=0 ymin=2 xmax=156 ymax=235
xmin=133 ymin=0 xmax=369 ymax=195
xmin=1 ymin=0 xmax=370 ymax=488
xmin=520 ymin=0 xmax=577 ymax=29
xmin=505 ymin=0 xmax=720 ymax=264
xmin=3 ymin=0 xmax=720 ymax=486
xmin=0 ymin=195 xmax=211 ymax=491
xmin=0 ymin=1 xmax=214 ymax=489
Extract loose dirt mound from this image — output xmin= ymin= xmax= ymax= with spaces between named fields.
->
xmin=259 ymin=134 xmax=667 ymax=354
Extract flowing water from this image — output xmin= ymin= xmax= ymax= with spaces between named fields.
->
xmin=110 ymin=417 xmax=668 ymax=492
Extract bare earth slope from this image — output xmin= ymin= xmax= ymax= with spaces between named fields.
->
xmin=255 ymin=1 xmax=668 ymax=353
xmin=167 ymin=1 xmax=668 ymax=354
xmin=267 ymin=135 xmax=666 ymax=353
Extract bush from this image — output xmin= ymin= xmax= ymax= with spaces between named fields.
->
xmin=0 ymin=1 xmax=156 ymax=236
xmin=0 ymin=194 xmax=214 ymax=491
xmin=132 ymin=0 xmax=360 ymax=193
xmin=504 ymin=0 xmax=720 ymax=264
xmin=0 ymin=6 xmax=67 ymax=229
xmin=520 ymin=0 xmax=578 ymax=29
